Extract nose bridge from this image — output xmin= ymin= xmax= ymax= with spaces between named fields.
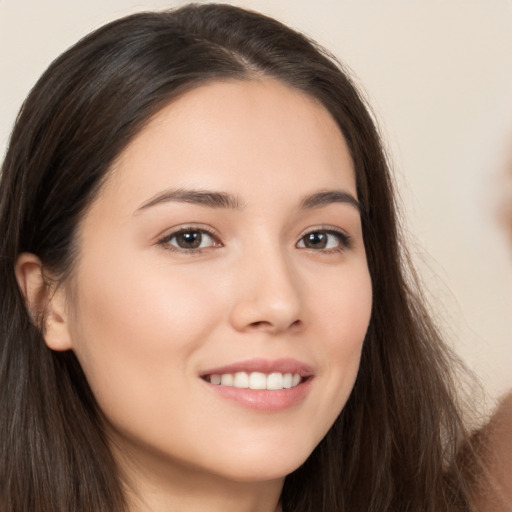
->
xmin=229 ymin=234 xmax=303 ymax=333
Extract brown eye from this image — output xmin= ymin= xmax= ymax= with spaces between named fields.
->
xmin=176 ymin=231 xmax=203 ymax=249
xmin=301 ymin=232 xmax=328 ymax=249
xmin=297 ymin=230 xmax=349 ymax=251
xmin=162 ymin=229 xmax=218 ymax=251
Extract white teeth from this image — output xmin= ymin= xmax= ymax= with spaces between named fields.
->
xmin=207 ymin=371 xmax=303 ymax=390
xmin=267 ymin=372 xmax=283 ymax=390
xmin=210 ymin=374 xmax=221 ymax=385
xmin=220 ymin=374 xmax=233 ymax=386
xmin=233 ymin=372 xmax=249 ymax=388
xmin=249 ymin=372 xmax=267 ymax=389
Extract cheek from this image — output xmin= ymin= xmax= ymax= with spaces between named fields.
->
xmin=314 ymin=265 xmax=372 ymax=403
xmin=316 ymin=260 xmax=372 ymax=343
xmin=66 ymin=253 xmax=224 ymax=415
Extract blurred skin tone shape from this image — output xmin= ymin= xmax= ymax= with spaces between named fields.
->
xmin=477 ymin=170 xmax=512 ymax=512
xmin=478 ymin=393 xmax=512 ymax=512
xmin=17 ymin=79 xmax=372 ymax=512
xmin=473 ymin=166 xmax=512 ymax=512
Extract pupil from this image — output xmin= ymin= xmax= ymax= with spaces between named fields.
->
xmin=306 ymin=232 xmax=326 ymax=248
xmin=178 ymin=231 xmax=201 ymax=249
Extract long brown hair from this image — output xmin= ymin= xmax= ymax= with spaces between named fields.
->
xmin=0 ymin=4 xmax=475 ymax=511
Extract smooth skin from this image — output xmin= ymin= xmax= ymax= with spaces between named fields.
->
xmin=16 ymin=79 xmax=373 ymax=512
xmin=475 ymin=393 xmax=512 ymax=512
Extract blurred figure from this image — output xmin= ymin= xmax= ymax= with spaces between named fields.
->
xmin=473 ymin=162 xmax=512 ymax=512
xmin=474 ymin=393 xmax=512 ymax=511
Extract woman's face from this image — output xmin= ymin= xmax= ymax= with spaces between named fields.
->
xmin=58 ymin=79 xmax=372 ymax=484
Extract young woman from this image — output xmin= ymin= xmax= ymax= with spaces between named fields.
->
xmin=0 ymin=4 xmax=478 ymax=511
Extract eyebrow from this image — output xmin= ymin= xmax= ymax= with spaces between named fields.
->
xmin=298 ymin=190 xmax=361 ymax=212
xmin=136 ymin=188 xmax=243 ymax=212
xmin=135 ymin=187 xmax=360 ymax=213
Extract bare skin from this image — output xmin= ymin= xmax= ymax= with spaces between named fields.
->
xmin=16 ymin=79 xmax=371 ymax=511
xmin=474 ymin=393 xmax=512 ymax=512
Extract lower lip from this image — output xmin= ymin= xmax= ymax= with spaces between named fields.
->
xmin=203 ymin=378 xmax=313 ymax=412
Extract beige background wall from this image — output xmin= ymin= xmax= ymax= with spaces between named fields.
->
xmin=1 ymin=0 xmax=511 ymax=404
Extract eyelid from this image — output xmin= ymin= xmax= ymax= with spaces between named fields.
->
xmin=157 ymin=225 xmax=223 ymax=252
xmin=296 ymin=225 xmax=352 ymax=252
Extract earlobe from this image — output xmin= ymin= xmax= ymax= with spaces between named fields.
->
xmin=15 ymin=253 xmax=73 ymax=351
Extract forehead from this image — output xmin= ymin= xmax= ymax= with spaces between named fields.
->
xmin=101 ymin=78 xmax=356 ymax=209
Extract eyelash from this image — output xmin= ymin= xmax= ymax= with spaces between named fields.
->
xmin=158 ymin=226 xmax=221 ymax=254
xmin=157 ymin=226 xmax=351 ymax=254
xmin=296 ymin=227 xmax=352 ymax=254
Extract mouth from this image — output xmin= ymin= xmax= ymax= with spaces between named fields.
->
xmin=199 ymin=358 xmax=313 ymax=411
xmin=202 ymin=371 xmax=305 ymax=390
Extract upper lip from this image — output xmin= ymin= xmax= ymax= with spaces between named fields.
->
xmin=200 ymin=358 xmax=314 ymax=378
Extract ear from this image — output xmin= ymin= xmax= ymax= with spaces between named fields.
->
xmin=15 ymin=253 xmax=73 ymax=351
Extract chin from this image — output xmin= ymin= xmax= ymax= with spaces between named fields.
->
xmin=210 ymin=440 xmax=317 ymax=483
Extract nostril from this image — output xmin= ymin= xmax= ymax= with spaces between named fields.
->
xmin=247 ymin=318 xmax=302 ymax=332
xmin=229 ymin=294 xmax=303 ymax=334
xmin=249 ymin=320 xmax=270 ymax=329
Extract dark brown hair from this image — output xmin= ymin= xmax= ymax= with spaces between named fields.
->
xmin=0 ymin=4 xmax=476 ymax=511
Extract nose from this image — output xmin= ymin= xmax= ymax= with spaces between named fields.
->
xmin=228 ymin=247 xmax=304 ymax=335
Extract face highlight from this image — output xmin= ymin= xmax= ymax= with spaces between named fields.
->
xmin=58 ymin=79 xmax=372 ymax=488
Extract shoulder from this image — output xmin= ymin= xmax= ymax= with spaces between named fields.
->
xmin=473 ymin=393 xmax=512 ymax=512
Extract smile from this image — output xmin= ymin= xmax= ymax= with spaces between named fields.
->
xmin=200 ymin=359 xmax=314 ymax=411
xmin=204 ymin=371 xmax=303 ymax=390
